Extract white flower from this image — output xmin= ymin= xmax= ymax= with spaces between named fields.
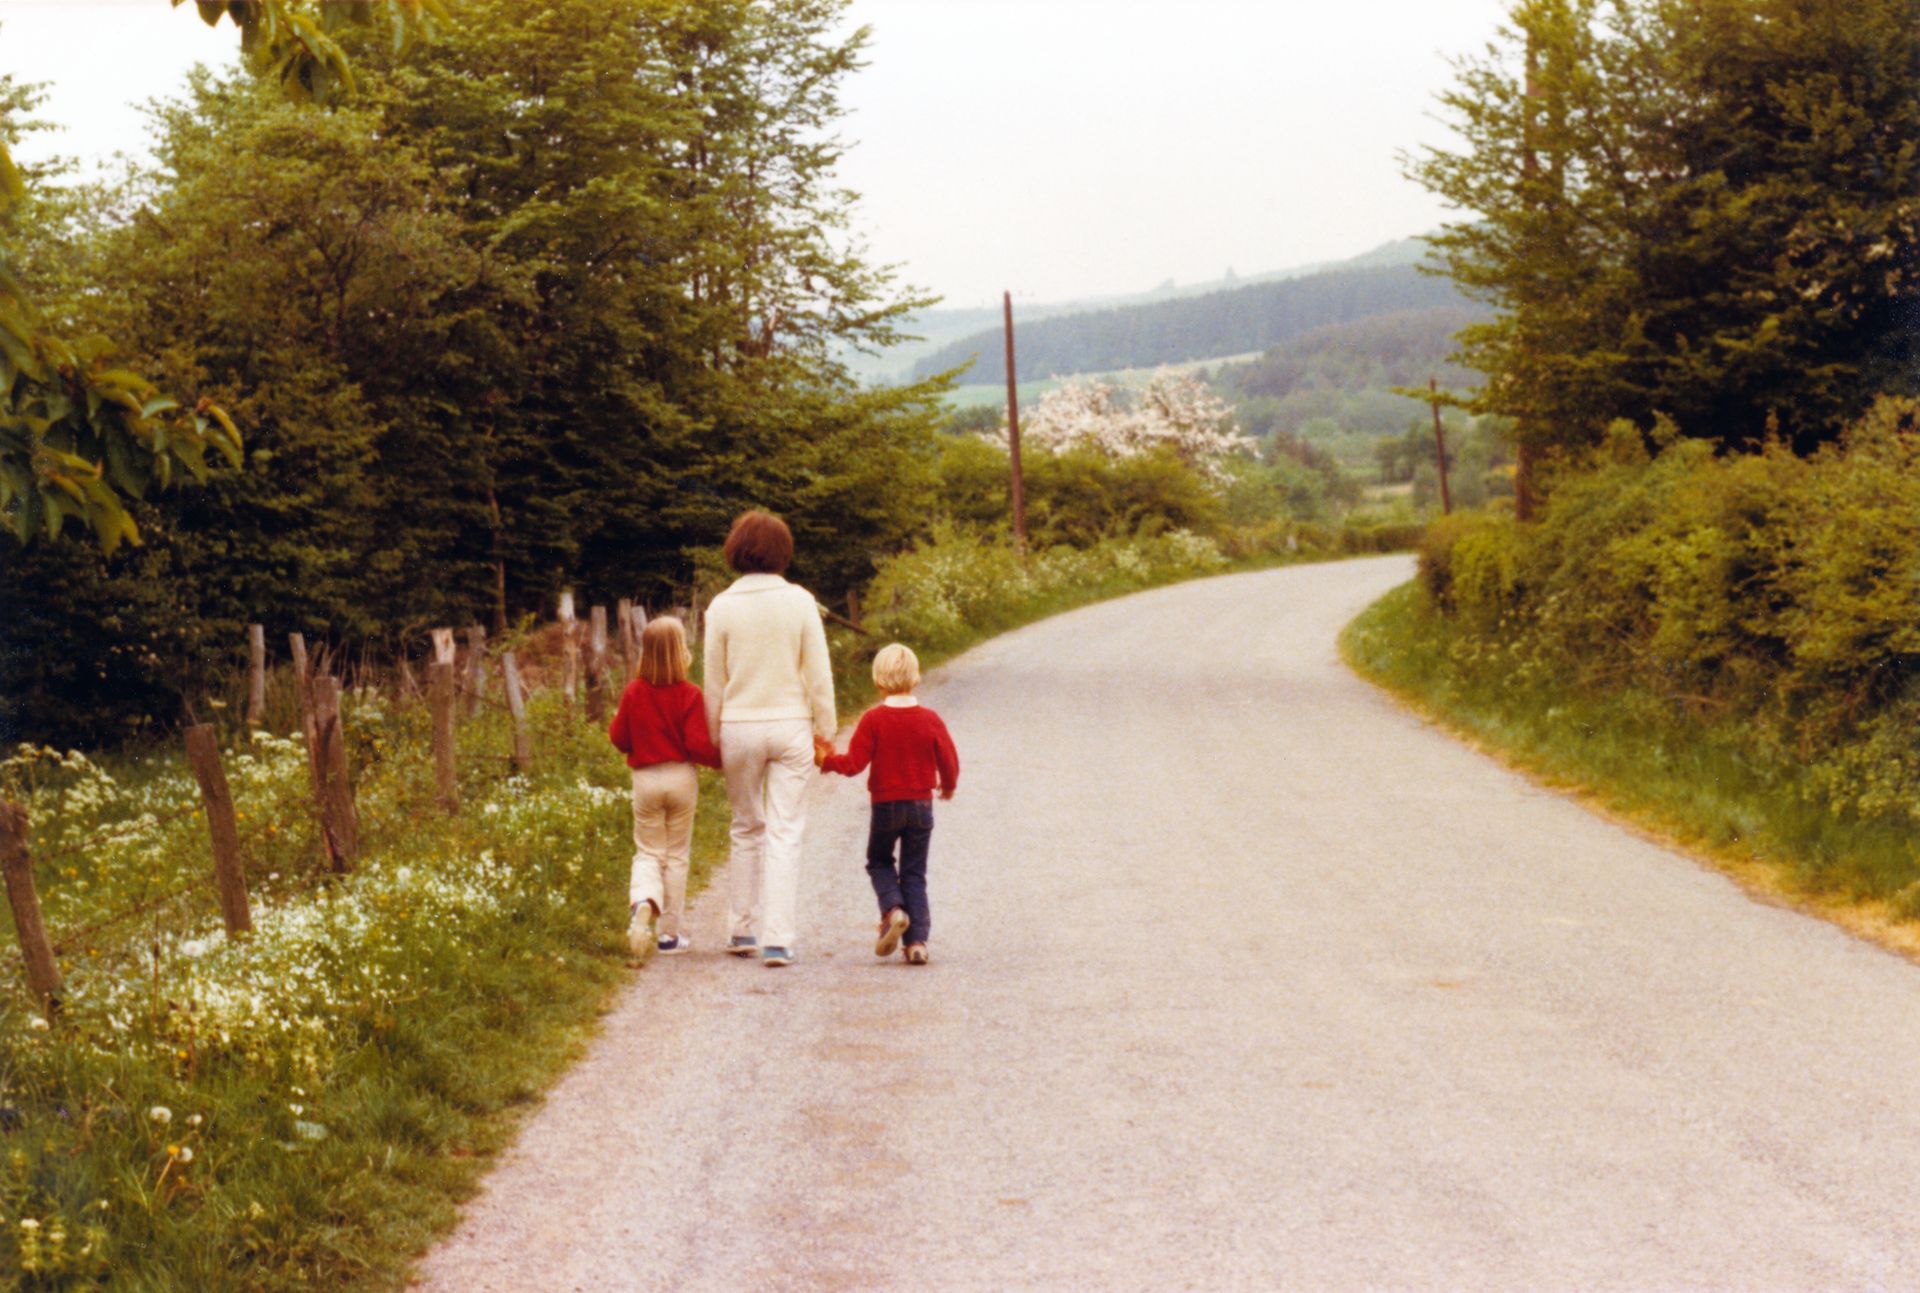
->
xmin=148 ymin=1105 xmax=172 ymax=1126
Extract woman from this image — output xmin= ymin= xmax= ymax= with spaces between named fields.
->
xmin=703 ymin=509 xmax=837 ymax=967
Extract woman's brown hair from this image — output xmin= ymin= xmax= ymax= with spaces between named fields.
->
xmin=637 ymin=616 xmax=691 ymax=687
xmin=722 ymin=509 xmax=794 ymax=575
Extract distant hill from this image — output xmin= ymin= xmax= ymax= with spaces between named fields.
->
xmin=1226 ymin=306 xmax=1486 ymax=403
xmin=913 ymin=256 xmax=1468 ymax=386
xmin=841 ymin=237 xmax=1437 ymax=384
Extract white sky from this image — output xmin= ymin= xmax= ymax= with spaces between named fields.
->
xmin=0 ymin=0 xmax=1509 ymax=309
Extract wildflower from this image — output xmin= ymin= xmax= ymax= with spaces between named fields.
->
xmin=27 ymin=1016 xmax=47 ymax=1032
xmin=148 ymin=1106 xmax=172 ymax=1126
xmin=18 ymin=1219 xmax=37 ymax=1231
xmin=186 ymin=1114 xmax=203 ymax=1128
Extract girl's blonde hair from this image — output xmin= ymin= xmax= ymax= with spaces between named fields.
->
xmin=871 ymin=642 xmax=920 ymax=695
xmin=637 ymin=616 xmax=691 ymax=687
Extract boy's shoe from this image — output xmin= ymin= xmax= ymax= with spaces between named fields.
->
xmin=656 ymin=934 xmax=692 ymax=955
xmin=875 ymin=908 xmax=909 ymax=958
xmin=626 ymin=901 xmax=657 ymax=961
xmin=905 ymin=943 xmax=929 ymax=966
xmin=761 ymin=946 xmax=794 ymax=968
xmin=726 ymin=936 xmax=759 ymax=957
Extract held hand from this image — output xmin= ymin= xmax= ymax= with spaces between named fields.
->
xmin=939 ymin=787 xmax=955 ymax=801
xmin=812 ymin=736 xmax=834 ymax=769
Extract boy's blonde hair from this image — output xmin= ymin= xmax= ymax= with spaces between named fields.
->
xmin=637 ymin=616 xmax=691 ymax=687
xmin=871 ymin=642 xmax=920 ymax=695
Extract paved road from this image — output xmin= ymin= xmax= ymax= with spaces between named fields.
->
xmin=415 ymin=557 xmax=1920 ymax=1292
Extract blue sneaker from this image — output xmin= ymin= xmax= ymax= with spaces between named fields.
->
xmin=726 ymin=935 xmax=758 ymax=958
xmin=656 ymin=934 xmax=691 ymax=955
xmin=761 ymin=946 xmax=793 ymax=967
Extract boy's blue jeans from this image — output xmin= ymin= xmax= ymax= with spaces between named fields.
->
xmin=866 ymin=799 xmax=933 ymax=946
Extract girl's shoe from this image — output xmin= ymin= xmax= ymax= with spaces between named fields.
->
xmin=726 ymin=936 xmax=759 ymax=957
xmin=761 ymin=946 xmax=794 ymax=967
xmin=656 ymin=934 xmax=692 ymax=955
xmin=875 ymin=908 xmax=909 ymax=958
xmin=627 ymin=901 xmax=658 ymax=961
xmin=905 ymin=943 xmax=929 ymax=966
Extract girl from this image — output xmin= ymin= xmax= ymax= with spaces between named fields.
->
xmin=609 ymin=615 xmax=722 ymax=959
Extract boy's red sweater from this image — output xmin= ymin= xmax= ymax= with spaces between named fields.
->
xmin=608 ymin=679 xmax=722 ymax=770
xmin=822 ymin=702 xmax=959 ymax=803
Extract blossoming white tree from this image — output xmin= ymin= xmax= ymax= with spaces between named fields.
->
xmin=1012 ymin=373 xmax=1254 ymax=480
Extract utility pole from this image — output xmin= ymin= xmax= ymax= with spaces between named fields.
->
xmin=1428 ymin=377 xmax=1453 ymax=516
xmin=1003 ymin=290 xmax=1028 ymax=555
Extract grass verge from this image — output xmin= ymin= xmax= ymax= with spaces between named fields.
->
xmin=1341 ymin=581 xmax=1920 ymax=960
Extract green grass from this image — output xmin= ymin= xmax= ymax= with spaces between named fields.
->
xmin=1342 ymin=581 xmax=1920 ymax=925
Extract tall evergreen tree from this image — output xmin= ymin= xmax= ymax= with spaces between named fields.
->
xmin=1410 ymin=0 xmax=1919 ymax=456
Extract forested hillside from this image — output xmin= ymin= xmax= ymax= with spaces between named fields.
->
xmin=915 ymin=261 xmax=1469 ymax=385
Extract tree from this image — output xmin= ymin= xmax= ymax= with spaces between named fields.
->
xmin=1410 ymin=0 xmax=1920 ymax=459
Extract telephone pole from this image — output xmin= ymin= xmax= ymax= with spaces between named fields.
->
xmin=1429 ymin=377 xmax=1453 ymax=516
xmin=1003 ymin=290 xmax=1029 ymax=554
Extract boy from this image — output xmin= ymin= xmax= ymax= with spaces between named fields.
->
xmin=816 ymin=643 xmax=959 ymax=965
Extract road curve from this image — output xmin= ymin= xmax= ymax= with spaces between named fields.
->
xmin=415 ymin=556 xmax=1920 ymax=1291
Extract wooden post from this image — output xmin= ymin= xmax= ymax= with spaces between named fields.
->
xmin=431 ymin=628 xmax=457 ymax=668
xmin=1429 ymin=377 xmax=1453 ymax=517
xmin=183 ymin=725 xmax=252 ymax=937
xmin=246 ymin=624 xmax=267 ymax=727
xmin=0 ymin=801 xmax=61 ymax=1016
xmin=289 ymin=632 xmax=310 ymax=695
xmin=587 ymin=605 xmax=610 ymax=725
xmin=465 ymin=625 xmax=487 ymax=718
xmin=616 ymin=598 xmax=636 ymax=680
xmin=559 ymin=591 xmax=579 ymax=702
xmin=1004 ymin=290 xmax=1029 ymax=555
xmin=290 ymin=633 xmax=325 ymax=808
xmin=501 ymin=651 xmax=533 ymax=773
xmin=429 ymin=662 xmax=458 ymax=813
xmin=687 ymin=595 xmax=702 ymax=657
xmin=311 ymin=677 xmax=358 ymax=872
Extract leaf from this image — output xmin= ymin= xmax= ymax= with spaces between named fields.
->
xmin=196 ymin=0 xmax=226 ymax=26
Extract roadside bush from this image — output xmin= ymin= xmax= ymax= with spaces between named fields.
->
xmin=1416 ymin=395 xmax=1920 ymax=830
xmin=1416 ymin=511 xmax=1496 ymax=607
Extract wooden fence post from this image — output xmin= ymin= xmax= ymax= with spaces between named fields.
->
xmin=311 ymin=677 xmax=359 ymax=872
xmin=501 ymin=651 xmax=533 ymax=773
xmin=586 ymin=605 xmax=610 ymax=724
xmin=246 ymin=623 xmax=267 ymax=728
xmin=0 ymin=801 xmax=61 ymax=1017
xmin=429 ymin=661 xmax=459 ymax=812
xmin=616 ymin=598 xmax=636 ymax=680
xmin=183 ymin=725 xmax=252 ymax=937
xmin=289 ymin=632 xmax=326 ymax=808
xmin=465 ymin=625 xmax=487 ymax=718
xmin=559 ymin=591 xmax=579 ymax=702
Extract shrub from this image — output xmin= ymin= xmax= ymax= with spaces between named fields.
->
xmin=1417 ymin=396 xmax=1920 ymax=831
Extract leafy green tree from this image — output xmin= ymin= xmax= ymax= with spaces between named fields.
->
xmin=1410 ymin=0 xmax=1919 ymax=458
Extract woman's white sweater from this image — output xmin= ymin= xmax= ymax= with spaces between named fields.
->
xmin=701 ymin=574 xmax=837 ymax=739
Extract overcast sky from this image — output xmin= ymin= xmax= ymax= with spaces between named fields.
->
xmin=0 ymin=0 xmax=1510 ymax=309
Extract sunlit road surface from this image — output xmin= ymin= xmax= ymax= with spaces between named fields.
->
xmin=416 ymin=555 xmax=1920 ymax=1292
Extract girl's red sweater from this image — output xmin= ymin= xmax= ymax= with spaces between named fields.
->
xmin=822 ymin=703 xmax=960 ymax=803
xmin=608 ymin=679 xmax=722 ymax=770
